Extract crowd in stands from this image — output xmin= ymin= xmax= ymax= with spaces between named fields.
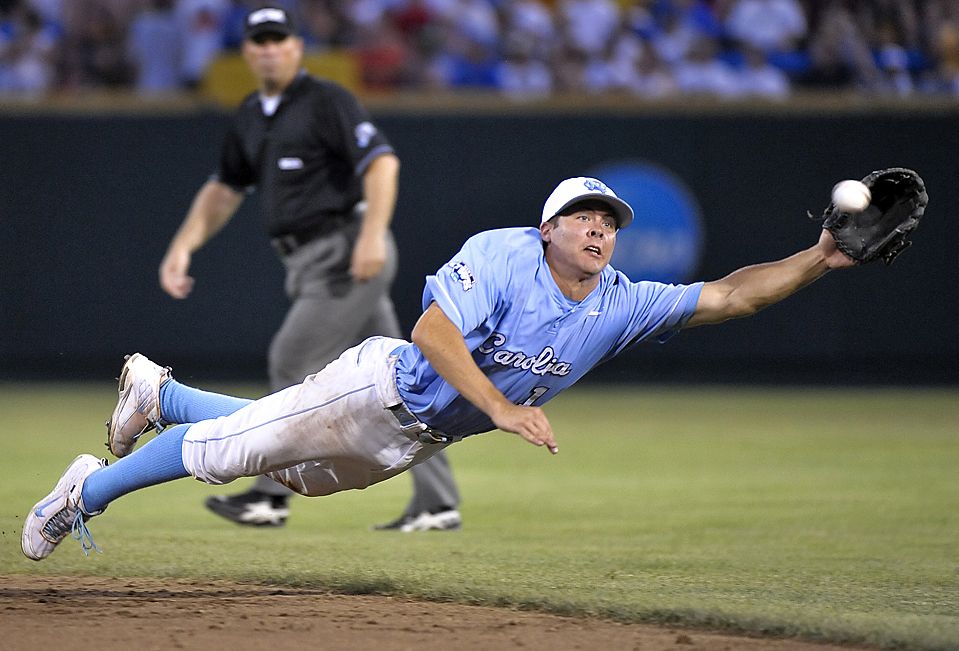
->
xmin=3 ymin=0 xmax=959 ymax=101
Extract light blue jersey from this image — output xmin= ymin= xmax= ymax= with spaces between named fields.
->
xmin=395 ymin=227 xmax=703 ymax=438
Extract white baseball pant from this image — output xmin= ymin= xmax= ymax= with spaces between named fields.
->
xmin=180 ymin=337 xmax=446 ymax=497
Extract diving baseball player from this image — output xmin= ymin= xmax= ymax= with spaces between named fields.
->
xmin=23 ymin=175 xmax=858 ymax=560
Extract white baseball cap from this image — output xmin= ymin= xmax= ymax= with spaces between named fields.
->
xmin=541 ymin=177 xmax=634 ymax=229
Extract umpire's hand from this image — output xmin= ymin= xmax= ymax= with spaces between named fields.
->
xmin=350 ymin=231 xmax=388 ymax=282
xmin=160 ymin=247 xmax=195 ymax=299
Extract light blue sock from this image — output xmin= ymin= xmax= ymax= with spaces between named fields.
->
xmin=159 ymin=379 xmax=253 ymax=425
xmin=80 ymin=424 xmax=191 ymax=513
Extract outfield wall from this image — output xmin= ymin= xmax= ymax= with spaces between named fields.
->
xmin=2 ymin=99 xmax=956 ymax=384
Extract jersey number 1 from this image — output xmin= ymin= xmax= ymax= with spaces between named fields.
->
xmin=520 ymin=386 xmax=549 ymax=406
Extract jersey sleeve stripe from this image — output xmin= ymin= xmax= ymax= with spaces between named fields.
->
xmin=428 ymin=277 xmax=466 ymax=330
xmin=355 ymin=145 xmax=395 ymax=176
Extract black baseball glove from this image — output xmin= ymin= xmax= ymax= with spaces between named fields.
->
xmin=817 ymin=167 xmax=928 ymax=265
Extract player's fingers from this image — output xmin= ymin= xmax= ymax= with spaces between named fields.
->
xmin=516 ymin=411 xmax=557 ymax=454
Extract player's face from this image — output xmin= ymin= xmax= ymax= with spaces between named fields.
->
xmin=242 ymin=33 xmax=304 ymax=94
xmin=542 ymin=209 xmax=618 ymax=278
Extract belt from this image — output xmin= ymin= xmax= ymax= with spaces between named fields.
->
xmin=271 ymin=216 xmax=348 ymax=256
xmin=387 ymin=403 xmax=462 ymax=445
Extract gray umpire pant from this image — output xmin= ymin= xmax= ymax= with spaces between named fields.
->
xmin=250 ymin=220 xmax=461 ymax=516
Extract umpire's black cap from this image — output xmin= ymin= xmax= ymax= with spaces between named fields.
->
xmin=244 ymin=6 xmax=297 ymax=40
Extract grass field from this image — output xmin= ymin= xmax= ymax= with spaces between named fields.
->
xmin=2 ymin=382 xmax=958 ymax=650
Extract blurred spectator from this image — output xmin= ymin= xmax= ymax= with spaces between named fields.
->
xmin=723 ymin=0 xmax=809 ymax=75
xmin=925 ymin=0 xmax=959 ymax=93
xmin=737 ymin=42 xmax=790 ymax=99
xmin=805 ymin=0 xmax=883 ymax=92
xmin=348 ymin=0 xmax=404 ymax=34
xmin=175 ymin=0 xmax=229 ymax=88
xmin=503 ymin=0 xmax=555 ymax=47
xmin=874 ymin=18 xmax=914 ymax=95
xmin=672 ymin=33 xmax=742 ymax=97
xmin=724 ymin=0 xmax=807 ymax=52
xmin=128 ymin=0 xmax=182 ymax=92
xmin=299 ymin=0 xmax=352 ymax=47
xmin=61 ymin=2 xmax=136 ymax=89
xmin=355 ymin=15 xmax=417 ymax=89
xmin=558 ymin=0 xmax=620 ymax=59
xmin=0 ymin=4 xmax=59 ymax=95
xmin=25 ymin=0 xmax=64 ymax=34
xmin=3 ymin=0 xmax=959 ymax=100
xmin=221 ymin=0 xmax=255 ymax=49
xmin=428 ymin=31 xmax=499 ymax=88
xmin=552 ymin=40 xmax=589 ymax=91
xmin=608 ymin=27 xmax=678 ymax=99
xmin=495 ymin=27 xmax=552 ymax=99
xmin=453 ymin=0 xmax=497 ymax=49
xmin=648 ymin=0 xmax=703 ymax=65
xmin=390 ymin=0 xmax=444 ymax=62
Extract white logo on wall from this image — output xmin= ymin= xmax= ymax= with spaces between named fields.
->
xmin=355 ymin=122 xmax=377 ymax=148
xmin=588 ymin=161 xmax=704 ymax=284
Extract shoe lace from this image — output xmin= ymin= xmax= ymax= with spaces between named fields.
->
xmin=71 ymin=512 xmax=102 ymax=556
xmin=41 ymin=505 xmax=77 ymax=543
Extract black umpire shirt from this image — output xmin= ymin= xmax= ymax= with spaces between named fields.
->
xmin=216 ymin=70 xmax=395 ymax=238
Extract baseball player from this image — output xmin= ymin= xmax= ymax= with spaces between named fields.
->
xmin=22 ymin=175 xmax=858 ymax=561
xmin=156 ymin=6 xmax=462 ymax=530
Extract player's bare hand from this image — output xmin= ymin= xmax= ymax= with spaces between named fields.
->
xmin=491 ymin=403 xmax=558 ymax=454
xmin=350 ymin=232 xmax=387 ymax=282
xmin=819 ymin=229 xmax=855 ymax=269
xmin=159 ymin=248 xmax=195 ymax=299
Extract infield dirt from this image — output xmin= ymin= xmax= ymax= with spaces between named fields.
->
xmin=0 ymin=575 xmax=866 ymax=651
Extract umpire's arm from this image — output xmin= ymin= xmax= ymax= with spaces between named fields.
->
xmin=160 ymin=180 xmax=244 ymax=299
xmin=685 ymin=230 xmax=853 ymax=328
xmin=411 ymin=302 xmax=559 ymax=454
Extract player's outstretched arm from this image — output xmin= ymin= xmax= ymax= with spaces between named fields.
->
xmin=411 ymin=303 xmax=558 ymax=454
xmin=159 ymin=180 xmax=243 ymax=299
xmin=686 ymin=229 xmax=853 ymax=328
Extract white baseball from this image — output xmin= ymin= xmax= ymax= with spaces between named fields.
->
xmin=831 ymin=180 xmax=871 ymax=212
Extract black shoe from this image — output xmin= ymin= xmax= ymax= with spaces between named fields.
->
xmin=370 ymin=508 xmax=461 ymax=531
xmin=204 ymin=490 xmax=290 ymax=527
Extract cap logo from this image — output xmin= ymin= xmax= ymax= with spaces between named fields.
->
xmin=582 ymin=178 xmax=610 ymax=195
xmin=248 ymin=8 xmax=287 ymax=26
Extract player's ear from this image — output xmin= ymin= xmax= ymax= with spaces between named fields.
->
xmin=539 ymin=220 xmax=553 ymax=243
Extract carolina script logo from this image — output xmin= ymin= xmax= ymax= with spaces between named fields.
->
xmin=478 ymin=333 xmax=571 ymax=376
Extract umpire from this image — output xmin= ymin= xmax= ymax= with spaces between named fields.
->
xmin=158 ymin=6 xmax=462 ymax=531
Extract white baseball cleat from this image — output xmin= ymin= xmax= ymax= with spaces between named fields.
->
xmin=22 ymin=454 xmax=107 ymax=561
xmin=106 ymin=353 xmax=172 ymax=458
xmin=401 ymin=509 xmax=462 ymax=531
xmin=204 ymin=490 xmax=290 ymax=527
xmin=372 ymin=508 xmax=462 ymax=532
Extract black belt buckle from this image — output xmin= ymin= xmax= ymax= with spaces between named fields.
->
xmin=387 ymin=403 xmax=459 ymax=444
xmin=271 ymin=216 xmax=348 ymax=256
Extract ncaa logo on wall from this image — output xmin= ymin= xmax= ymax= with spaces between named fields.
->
xmin=587 ymin=160 xmax=704 ymax=284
